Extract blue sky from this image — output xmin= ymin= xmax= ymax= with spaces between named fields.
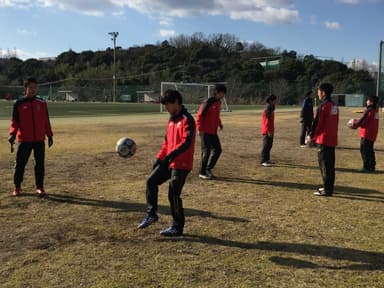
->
xmin=0 ymin=0 xmax=383 ymax=66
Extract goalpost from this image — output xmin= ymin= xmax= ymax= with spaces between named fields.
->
xmin=160 ymin=82 xmax=230 ymax=113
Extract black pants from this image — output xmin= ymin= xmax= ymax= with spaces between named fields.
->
xmin=317 ymin=145 xmax=335 ymax=194
xmin=200 ymin=133 xmax=222 ymax=174
xmin=300 ymin=121 xmax=312 ymax=145
xmin=146 ymin=165 xmax=189 ymax=230
xmin=261 ymin=134 xmax=273 ymax=163
xmin=360 ymin=138 xmax=376 ymax=171
xmin=14 ymin=141 xmax=45 ymax=188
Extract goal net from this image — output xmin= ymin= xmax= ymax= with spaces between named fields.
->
xmin=160 ymin=82 xmax=230 ymax=113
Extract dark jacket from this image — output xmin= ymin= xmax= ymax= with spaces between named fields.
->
xmin=10 ymin=96 xmax=53 ymax=142
xmin=300 ymin=97 xmax=314 ymax=123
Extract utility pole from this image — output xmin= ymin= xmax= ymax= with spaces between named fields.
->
xmin=108 ymin=32 xmax=119 ymax=102
xmin=377 ymin=40 xmax=383 ymax=102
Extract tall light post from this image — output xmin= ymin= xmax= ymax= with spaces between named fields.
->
xmin=376 ymin=40 xmax=383 ymax=103
xmin=108 ymin=32 xmax=119 ymax=102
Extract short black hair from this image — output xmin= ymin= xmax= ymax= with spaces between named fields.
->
xmin=214 ymin=84 xmax=227 ymax=94
xmin=367 ymin=95 xmax=379 ymax=107
xmin=24 ymin=77 xmax=37 ymax=88
xmin=161 ymin=89 xmax=183 ymax=105
xmin=318 ymin=83 xmax=334 ymax=96
xmin=306 ymin=90 xmax=313 ymax=97
xmin=266 ymin=94 xmax=277 ymax=103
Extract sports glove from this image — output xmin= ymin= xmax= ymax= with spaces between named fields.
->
xmin=48 ymin=136 xmax=53 ymax=148
xmin=8 ymin=134 xmax=16 ymax=145
xmin=153 ymin=159 xmax=161 ymax=170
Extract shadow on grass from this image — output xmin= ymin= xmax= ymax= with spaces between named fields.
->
xmin=168 ymin=235 xmax=384 ymax=270
xmin=214 ymin=176 xmax=384 ymax=203
xmin=45 ymin=194 xmax=249 ymax=223
xmin=338 ymin=146 xmax=384 ymax=152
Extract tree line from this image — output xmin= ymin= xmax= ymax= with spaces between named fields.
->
xmin=0 ymin=33 xmax=375 ymax=104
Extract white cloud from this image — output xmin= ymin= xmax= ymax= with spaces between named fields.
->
xmin=1 ymin=0 xmax=299 ymax=24
xmin=159 ymin=19 xmax=173 ymax=27
xmin=336 ymin=0 xmax=360 ymax=4
xmin=159 ymin=29 xmax=175 ymax=37
xmin=324 ymin=21 xmax=341 ymax=30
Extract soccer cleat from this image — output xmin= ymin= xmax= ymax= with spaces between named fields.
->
xmin=13 ymin=187 xmax=21 ymax=196
xmin=318 ymin=187 xmax=325 ymax=192
xmin=36 ymin=188 xmax=47 ymax=198
xmin=160 ymin=226 xmax=183 ymax=237
xmin=300 ymin=145 xmax=307 ymax=148
xmin=137 ymin=214 xmax=158 ymax=229
xmin=261 ymin=162 xmax=272 ymax=167
xmin=199 ymin=173 xmax=212 ymax=180
xmin=358 ymin=167 xmax=369 ymax=173
xmin=206 ymin=169 xmax=215 ymax=178
xmin=314 ymin=191 xmax=332 ymax=197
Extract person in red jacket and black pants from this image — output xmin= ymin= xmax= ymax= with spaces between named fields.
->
xmin=196 ymin=84 xmax=226 ymax=179
xmin=8 ymin=77 xmax=53 ymax=197
xmin=307 ymin=83 xmax=339 ymax=196
xmin=351 ymin=95 xmax=379 ymax=172
xmin=138 ymin=89 xmax=196 ymax=237
xmin=260 ymin=94 xmax=277 ymax=167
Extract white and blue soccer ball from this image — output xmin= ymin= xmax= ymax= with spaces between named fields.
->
xmin=115 ymin=137 xmax=137 ymax=158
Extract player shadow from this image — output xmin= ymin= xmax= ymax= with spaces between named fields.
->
xmin=214 ymin=176 xmax=384 ymax=203
xmin=45 ymin=193 xmax=249 ymax=223
xmin=160 ymin=235 xmax=384 ymax=271
xmin=335 ymin=167 xmax=384 ymax=174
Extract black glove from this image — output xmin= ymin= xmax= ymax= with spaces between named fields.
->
xmin=152 ymin=159 xmax=161 ymax=170
xmin=162 ymin=154 xmax=174 ymax=167
xmin=48 ymin=136 xmax=53 ymax=148
xmin=8 ymin=134 xmax=16 ymax=145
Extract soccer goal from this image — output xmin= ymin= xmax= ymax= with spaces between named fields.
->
xmin=160 ymin=82 xmax=230 ymax=113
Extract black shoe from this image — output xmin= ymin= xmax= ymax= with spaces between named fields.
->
xmin=206 ymin=169 xmax=215 ymax=178
xmin=160 ymin=226 xmax=183 ymax=237
xmin=137 ymin=214 xmax=158 ymax=229
xmin=199 ymin=173 xmax=212 ymax=180
xmin=314 ymin=191 xmax=332 ymax=196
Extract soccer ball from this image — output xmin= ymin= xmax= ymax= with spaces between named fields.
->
xmin=347 ymin=118 xmax=357 ymax=129
xmin=115 ymin=137 xmax=137 ymax=158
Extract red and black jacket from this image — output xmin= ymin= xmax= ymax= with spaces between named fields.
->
xmin=10 ymin=96 xmax=53 ymax=142
xmin=354 ymin=105 xmax=379 ymax=142
xmin=157 ymin=106 xmax=196 ymax=171
xmin=310 ymin=97 xmax=339 ymax=147
xmin=196 ymin=97 xmax=222 ymax=134
xmin=261 ymin=103 xmax=275 ymax=135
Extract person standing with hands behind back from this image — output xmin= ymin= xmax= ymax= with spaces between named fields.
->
xmin=300 ymin=90 xmax=314 ymax=147
xmin=8 ymin=77 xmax=53 ymax=197
xmin=307 ymin=83 xmax=339 ymax=197
xmin=260 ymin=94 xmax=277 ymax=167
xmin=196 ymin=84 xmax=226 ymax=179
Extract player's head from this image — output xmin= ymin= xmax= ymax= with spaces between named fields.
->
xmin=266 ymin=94 xmax=277 ymax=104
xmin=317 ymin=83 xmax=333 ymax=100
xmin=161 ymin=89 xmax=183 ymax=116
xmin=24 ymin=77 xmax=37 ymax=98
xmin=213 ymin=84 xmax=226 ymax=100
xmin=366 ymin=95 xmax=379 ymax=108
xmin=306 ymin=90 xmax=313 ymax=98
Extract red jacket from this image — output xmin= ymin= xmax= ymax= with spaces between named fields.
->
xmin=157 ymin=107 xmax=196 ymax=170
xmin=196 ymin=97 xmax=222 ymax=134
xmin=10 ymin=97 xmax=53 ymax=142
xmin=311 ymin=98 xmax=339 ymax=147
xmin=355 ymin=105 xmax=379 ymax=141
xmin=261 ymin=104 xmax=275 ymax=135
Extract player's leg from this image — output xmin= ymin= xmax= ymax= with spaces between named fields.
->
xmin=199 ymin=133 xmax=212 ymax=178
xmin=33 ymin=142 xmax=46 ymax=196
xmin=206 ymin=134 xmax=222 ymax=175
xmin=13 ymin=142 xmax=33 ymax=195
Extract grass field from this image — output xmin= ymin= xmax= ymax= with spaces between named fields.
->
xmin=0 ymin=103 xmax=383 ymax=287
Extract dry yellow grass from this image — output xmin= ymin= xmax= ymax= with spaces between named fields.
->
xmin=0 ymin=107 xmax=383 ymax=287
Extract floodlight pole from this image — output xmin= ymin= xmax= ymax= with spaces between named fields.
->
xmin=376 ymin=40 xmax=383 ymax=101
xmin=109 ymin=32 xmax=119 ymax=102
